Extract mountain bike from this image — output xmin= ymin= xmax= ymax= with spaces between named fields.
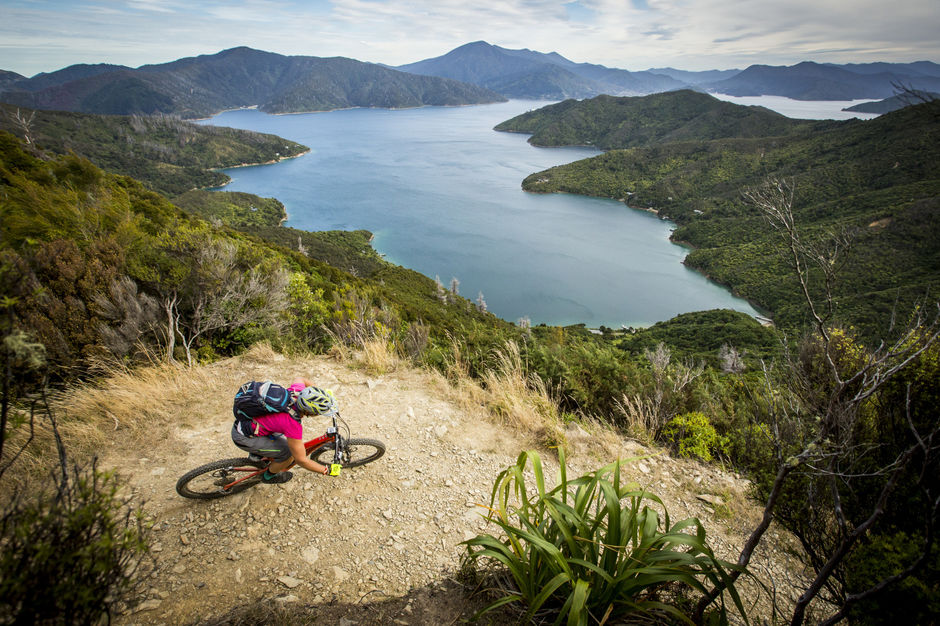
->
xmin=175 ymin=412 xmax=385 ymax=499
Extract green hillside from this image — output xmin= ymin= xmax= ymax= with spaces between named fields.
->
xmin=517 ymin=97 xmax=940 ymax=340
xmin=495 ymin=90 xmax=820 ymax=149
xmin=0 ymin=104 xmax=308 ymax=196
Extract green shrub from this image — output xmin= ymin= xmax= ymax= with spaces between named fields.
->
xmin=462 ymin=450 xmax=744 ymax=625
xmin=662 ymin=411 xmax=726 ymax=462
xmin=0 ymin=460 xmax=150 ymax=624
xmin=843 ymin=531 xmax=940 ymax=625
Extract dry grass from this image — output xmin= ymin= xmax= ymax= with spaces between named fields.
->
xmin=2 ymin=361 xmax=219 ymax=483
xmin=2 ymin=342 xmax=302 ymax=483
xmin=353 ymin=337 xmax=403 ymax=376
xmin=427 ymin=341 xmax=566 ymax=449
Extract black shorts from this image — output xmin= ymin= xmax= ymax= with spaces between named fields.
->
xmin=231 ymin=424 xmax=292 ymax=461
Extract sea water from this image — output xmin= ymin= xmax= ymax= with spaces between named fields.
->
xmin=200 ymin=101 xmax=761 ymax=327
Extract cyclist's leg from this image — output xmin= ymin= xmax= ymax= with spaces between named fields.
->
xmin=231 ymin=425 xmax=291 ymax=465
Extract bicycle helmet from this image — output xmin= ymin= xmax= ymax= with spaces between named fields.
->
xmin=295 ymin=386 xmax=336 ymax=416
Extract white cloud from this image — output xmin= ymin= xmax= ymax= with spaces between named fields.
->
xmin=0 ymin=0 xmax=936 ymax=76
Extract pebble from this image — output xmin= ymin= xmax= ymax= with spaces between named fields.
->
xmin=277 ymin=576 xmax=302 ymax=589
xmin=302 ymin=546 xmax=320 ymax=564
xmin=135 ymin=599 xmax=162 ymax=612
xmin=275 ymin=594 xmax=300 ymax=604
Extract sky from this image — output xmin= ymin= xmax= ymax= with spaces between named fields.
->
xmin=1 ymin=0 xmax=937 ymax=77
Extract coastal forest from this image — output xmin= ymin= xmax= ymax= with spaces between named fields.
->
xmin=1 ymin=87 xmax=938 ymax=625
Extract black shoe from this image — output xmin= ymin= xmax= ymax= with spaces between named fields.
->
xmin=262 ymin=471 xmax=293 ymax=484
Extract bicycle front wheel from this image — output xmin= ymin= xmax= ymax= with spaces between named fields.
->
xmin=310 ymin=438 xmax=386 ymax=468
xmin=175 ymin=457 xmax=267 ymax=499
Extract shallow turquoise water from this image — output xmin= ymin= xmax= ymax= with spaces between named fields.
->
xmin=201 ymin=101 xmax=759 ymax=327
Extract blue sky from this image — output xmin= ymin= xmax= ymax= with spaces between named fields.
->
xmin=1 ymin=0 xmax=937 ymax=76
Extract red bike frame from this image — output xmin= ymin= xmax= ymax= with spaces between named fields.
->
xmin=219 ymin=423 xmax=341 ymax=491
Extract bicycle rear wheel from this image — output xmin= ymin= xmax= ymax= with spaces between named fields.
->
xmin=309 ymin=438 xmax=385 ymax=468
xmin=175 ymin=457 xmax=267 ymax=499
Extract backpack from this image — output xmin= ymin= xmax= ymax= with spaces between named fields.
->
xmin=232 ymin=381 xmax=297 ymax=436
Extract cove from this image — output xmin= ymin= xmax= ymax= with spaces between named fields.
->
xmin=199 ymin=101 xmax=760 ymax=328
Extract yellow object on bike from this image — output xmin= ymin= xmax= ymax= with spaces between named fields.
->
xmin=329 ymin=464 xmax=342 ymax=476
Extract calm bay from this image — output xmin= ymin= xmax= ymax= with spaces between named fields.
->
xmin=200 ymin=101 xmax=760 ymax=327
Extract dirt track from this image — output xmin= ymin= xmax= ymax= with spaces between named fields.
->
xmin=103 ymin=348 xmax=799 ymax=624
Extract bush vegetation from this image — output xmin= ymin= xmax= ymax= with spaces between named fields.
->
xmin=0 ymin=104 xmax=309 ymax=196
xmin=462 ymin=450 xmax=744 ymax=624
xmin=0 ymin=460 xmax=150 ymax=623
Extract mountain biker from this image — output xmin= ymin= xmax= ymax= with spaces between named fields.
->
xmin=231 ymin=377 xmax=336 ymax=484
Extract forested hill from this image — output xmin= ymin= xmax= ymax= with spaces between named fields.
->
xmin=494 ymin=90 xmax=821 ymax=149
xmin=0 ymin=104 xmax=308 ymax=196
xmin=517 ymin=97 xmax=940 ymax=340
xmin=0 ymin=47 xmax=505 ymax=118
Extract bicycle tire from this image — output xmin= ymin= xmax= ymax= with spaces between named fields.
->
xmin=310 ymin=437 xmax=386 ymax=468
xmin=175 ymin=457 xmax=267 ymax=499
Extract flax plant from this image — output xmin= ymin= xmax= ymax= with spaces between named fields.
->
xmin=463 ymin=450 xmax=746 ymax=625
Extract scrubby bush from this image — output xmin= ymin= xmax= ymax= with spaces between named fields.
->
xmin=0 ymin=460 xmax=150 ymax=624
xmin=662 ymin=411 xmax=727 ymax=462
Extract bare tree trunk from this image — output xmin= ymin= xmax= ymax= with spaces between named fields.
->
xmin=162 ymin=293 xmax=178 ymax=363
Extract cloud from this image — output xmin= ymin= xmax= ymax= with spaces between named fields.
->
xmin=0 ymin=0 xmax=937 ymax=76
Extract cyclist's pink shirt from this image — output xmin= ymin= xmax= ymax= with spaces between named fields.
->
xmin=251 ymin=383 xmax=305 ymax=439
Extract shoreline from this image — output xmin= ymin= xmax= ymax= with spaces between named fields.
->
xmin=614 ymin=197 xmax=774 ymax=323
xmin=206 ymin=149 xmax=312 ymax=191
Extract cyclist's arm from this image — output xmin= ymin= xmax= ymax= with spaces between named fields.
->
xmin=287 ymin=437 xmax=330 ymax=475
xmin=291 ymin=376 xmax=314 ymax=388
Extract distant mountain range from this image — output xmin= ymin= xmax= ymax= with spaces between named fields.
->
xmin=396 ymin=42 xmax=940 ymax=103
xmin=3 ymin=43 xmax=938 ymax=118
xmin=0 ymin=47 xmax=505 ymax=118
xmin=703 ymin=61 xmax=940 ymax=100
xmin=395 ymin=41 xmax=686 ymax=99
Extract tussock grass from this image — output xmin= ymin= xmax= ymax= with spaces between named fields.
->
xmin=429 ymin=341 xmax=566 ymax=449
xmin=426 ymin=341 xmax=630 ymax=461
xmin=353 ymin=337 xmax=402 ymax=376
xmin=3 ymin=361 xmax=217 ymax=481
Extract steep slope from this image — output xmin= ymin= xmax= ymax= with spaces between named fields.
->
xmin=0 ymin=69 xmax=26 ymax=89
xmin=89 ymin=346 xmax=798 ymax=623
xmin=0 ymin=47 xmax=505 ymax=118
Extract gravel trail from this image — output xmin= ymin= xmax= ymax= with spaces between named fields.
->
xmin=104 ymin=349 xmax=801 ymax=624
